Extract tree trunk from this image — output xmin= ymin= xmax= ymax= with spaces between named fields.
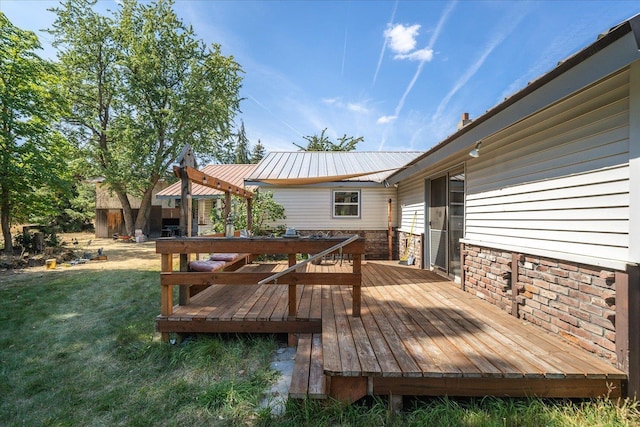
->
xmin=134 ymin=179 xmax=157 ymax=235
xmin=1 ymin=193 xmax=12 ymax=262
xmin=115 ymin=190 xmax=135 ymax=236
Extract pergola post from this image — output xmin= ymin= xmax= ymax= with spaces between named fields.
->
xmin=178 ymin=145 xmax=196 ymax=306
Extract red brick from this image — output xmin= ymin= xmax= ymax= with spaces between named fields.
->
xmin=551 ymin=317 xmax=571 ymax=331
xmin=570 ymin=325 xmax=592 ymax=340
xmin=578 ymin=265 xmax=600 ymax=277
xmin=549 ymin=283 xmax=570 ymax=296
xmin=532 ymin=279 xmax=551 ymax=290
xmin=540 ymin=258 xmax=558 ymax=267
xmin=578 ymin=284 xmax=604 ymax=297
xmin=539 ymin=272 xmax=559 ymax=284
xmin=590 ymin=314 xmax=615 ymax=331
xmin=593 ymin=336 xmax=616 ymax=353
xmin=549 ymin=267 xmax=570 ymax=278
xmin=519 ymin=276 xmax=533 ymax=284
xmin=559 ymin=330 xmax=580 ymax=345
xmin=569 ymin=272 xmax=592 ymax=284
xmin=604 ymin=330 xmax=616 ymax=342
xmin=557 ymin=278 xmax=580 ymax=289
xmin=580 ymin=302 xmax=604 ymax=317
xmin=533 ymin=295 xmax=550 ymax=307
xmin=558 ymin=261 xmax=579 ymax=272
xmin=592 ymin=277 xmax=611 ymax=289
xmin=556 ymin=294 xmax=579 ymax=308
xmin=579 ymin=321 xmax=604 ymax=337
xmin=539 ymin=289 xmax=557 ymax=301
xmin=568 ymin=307 xmax=591 ymax=322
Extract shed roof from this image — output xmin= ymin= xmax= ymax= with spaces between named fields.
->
xmin=245 ymin=151 xmax=422 ymax=185
xmin=156 ymin=163 xmax=258 ymax=199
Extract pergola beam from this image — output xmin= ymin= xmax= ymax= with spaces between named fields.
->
xmin=175 ymin=165 xmax=254 ymax=199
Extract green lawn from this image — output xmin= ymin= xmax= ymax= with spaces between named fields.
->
xmin=1 ymin=261 xmax=637 ymax=426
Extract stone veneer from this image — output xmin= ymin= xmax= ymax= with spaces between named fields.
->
xmin=463 ymin=244 xmax=617 ymax=363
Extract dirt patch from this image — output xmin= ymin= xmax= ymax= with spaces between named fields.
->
xmin=0 ymin=233 xmax=160 ymax=279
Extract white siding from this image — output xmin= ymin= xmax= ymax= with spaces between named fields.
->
xmin=268 ymin=186 xmax=397 ymax=230
xmin=397 ymin=173 xmax=425 ymax=233
xmin=464 ymin=69 xmax=631 ymax=267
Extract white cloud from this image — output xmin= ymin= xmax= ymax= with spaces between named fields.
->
xmin=348 ymin=103 xmax=369 ymax=113
xmin=377 ymin=115 xmax=397 ymax=124
xmin=373 ymin=0 xmax=399 ymax=85
xmin=384 ymin=23 xmax=421 ymax=54
xmin=322 ymin=97 xmax=339 ymax=105
xmin=394 ymin=47 xmax=434 ymax=62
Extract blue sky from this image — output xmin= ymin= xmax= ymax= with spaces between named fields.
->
xmin=2 ymin=1 xmax=639 ymax=153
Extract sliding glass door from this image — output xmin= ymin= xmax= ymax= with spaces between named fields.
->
xmin=428 ymin=167 xmax=464 ymax=280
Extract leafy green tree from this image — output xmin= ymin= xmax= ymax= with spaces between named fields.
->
xmin=209 ymin=191 xmax=285 ymax=236
xmin=50 ymin=0 xmax=243 ymax=235
xmin=0 ymin=13 xmax=70 ymax=258
xmin=251 ymin=139 xmax=266 ymax=164
xmin=293 ymin=128 xmax=363 ymax=151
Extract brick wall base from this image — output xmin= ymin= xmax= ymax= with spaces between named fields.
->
xmin=463 ymin=243 xmax=617 ymax=363
xmin=296 ymin=229 xmax=395 ymax=260
xmin=398 ymin=231 xmax=423 ymax=268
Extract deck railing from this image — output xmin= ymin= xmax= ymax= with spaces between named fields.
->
xmin=156 ymin=236 xmax=365 ymax=341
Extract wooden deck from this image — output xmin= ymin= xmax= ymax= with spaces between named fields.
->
xmin=156 ymin=259 xmax=626 ymax=401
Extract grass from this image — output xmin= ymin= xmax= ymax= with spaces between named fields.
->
xmin=1 ymin=248 xmax=638 ymax=426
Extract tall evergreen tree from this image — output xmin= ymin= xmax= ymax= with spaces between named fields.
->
xmin=234 ymin=121 xmax=251 ymax=164
xmin=251 ymin=139 xmax=266 ymax=164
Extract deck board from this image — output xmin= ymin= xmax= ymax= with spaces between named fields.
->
xmin=156 ymin=260 xmax=626 ymax=399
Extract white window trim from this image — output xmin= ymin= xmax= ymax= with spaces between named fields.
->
xmin=332 ymin=189 xmax=361 ymax=219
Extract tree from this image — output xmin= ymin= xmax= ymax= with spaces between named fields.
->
xmin=0 ymin=13 xmax=70 ymax=259
xmin=251 ymin=139 xmax=266 ymax=164
xmin=50 ymin=0 xmax=243 ymax=235
xmin=234 ymin=121 xmax=251 ymax=164
xmin=209 ymin=191 xmax=285 ymax=236
xmin=293 ymin=128 xmax=363 ymax=151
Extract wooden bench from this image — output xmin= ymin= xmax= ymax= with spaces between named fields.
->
xmin=289 ymin=333 xmax=327 ymax=399
xmin=188 ymin=253 xmax=252 ymax=297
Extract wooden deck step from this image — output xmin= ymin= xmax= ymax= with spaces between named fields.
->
xmin=289 ymin=333 xmax=328 ymax=399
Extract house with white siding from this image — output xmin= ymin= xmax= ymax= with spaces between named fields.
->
xmin=245 ymin=151 xmax=422 ymax=259
xmin=386 ymin=14 xmax=640 ymax=397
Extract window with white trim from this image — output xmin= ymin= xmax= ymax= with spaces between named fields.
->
xmin=332 ymin=190 xmax=360 ymax=218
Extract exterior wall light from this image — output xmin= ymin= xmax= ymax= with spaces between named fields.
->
xmin=469 ymin=141 xmax=482 ymax=158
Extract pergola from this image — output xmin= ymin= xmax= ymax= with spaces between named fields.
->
xmin=174 ymin=145 xmax=254 ymax=237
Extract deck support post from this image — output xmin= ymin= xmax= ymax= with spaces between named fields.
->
xmin=353 ymin=254 xmax=362 ymax=317
xmin=288 ymin=253 xmax=297 ymax=346
xmin=179 ymin=253 xmax=190 ymax=305
xmin=329 ymin=376 xmax=367 ymax=403
xmin=160 ymin=253 xmax=173 ymax=342
xmin=288 ymin=254 xmax=297 ymax=319
xmin=388 ymin=394 xmax=403 ymax=413
xmin=460 ymin=242 xmax=466 ymax=291
xmin=616 ymin=265 xmax=640 ymax=398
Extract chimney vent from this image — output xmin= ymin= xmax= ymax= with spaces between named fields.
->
xmin=458 ymin=112 xmax=472 ymax=129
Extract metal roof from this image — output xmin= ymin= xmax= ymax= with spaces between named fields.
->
xmin=245 ymin=151 xmax=422 ymax=185
xmin=156 ymin=163 xmax=258 ymax=199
